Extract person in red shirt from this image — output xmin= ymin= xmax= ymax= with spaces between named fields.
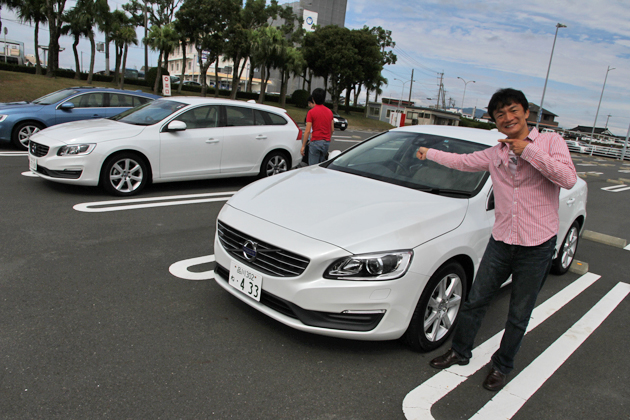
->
xmin=301 ymin=88 xmax=334 ymax=165
xmin=417 ymin=88 xmax=577 ymax=392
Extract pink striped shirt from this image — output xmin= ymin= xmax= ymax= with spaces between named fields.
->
xmin=427 ymin=128 xmax=577 ymax=246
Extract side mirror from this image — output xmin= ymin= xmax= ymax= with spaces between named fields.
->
xmin=167 ymin=120 xmax=187 ymax=132
xmin=59 ymin=102 xmax=75 ymax=110
xmin=328 ymin=150 xmax=342 ymax=160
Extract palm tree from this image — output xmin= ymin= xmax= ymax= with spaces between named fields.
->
xmin=250 ymin=26 xmax=284 ymax=103
xmin=109 ymin=9 xmax=137 ymax=88
xmin=61 ymin=2 xmax=92 ymax=79
xmin=146 ymin=23 xmax=179 ymax=94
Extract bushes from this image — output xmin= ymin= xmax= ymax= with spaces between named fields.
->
xmin=291 ymin=89 xmax=309 ymax=108
xmin=145 ymin=67 xmax=169 ymax=91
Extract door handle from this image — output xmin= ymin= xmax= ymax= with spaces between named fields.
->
xmin=256 ymin=135 xmax=267 ymax=140
xmin=206 ymin=138 xmax=219 ymax=144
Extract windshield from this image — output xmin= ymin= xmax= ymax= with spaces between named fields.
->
xmin=327 ymin=131 xmax=490 ymax=197
xmin=32 ymin=89 xmax=78 ymax=105
xmin=109 ymin=99 xmax=187 ymax=126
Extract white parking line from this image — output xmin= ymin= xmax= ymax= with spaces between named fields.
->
xmin=73 ymin=192 xmax=235 ymax=212
xmin=625 ymin=244 xmax=630 ymax=251
xmin=0 ymin=151 xmax=28 ymax=156
xmin=601 ymin=184 xmax=630 ymax=192
xmin=402 ymin=272 xmax=601 ymax=420
xmin=470 ymin=282 xmax=630 ymax=420
xmin=169 ymin=255 xmax=215 ymax=280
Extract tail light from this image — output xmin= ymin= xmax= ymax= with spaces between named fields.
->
xmin=287 ymin=114 xmax=303 ymax=141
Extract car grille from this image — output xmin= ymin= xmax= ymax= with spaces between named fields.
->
xmin=217 ymin=221 xmax=310 ymax=277
xmin=29 ymin=141 xmax=49 ymax=157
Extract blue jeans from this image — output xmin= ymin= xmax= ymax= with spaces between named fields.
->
xmin=308 ymin=140 xmax=330 ymax=165
xmin=451 ymin=235 xmax=557 ymax=374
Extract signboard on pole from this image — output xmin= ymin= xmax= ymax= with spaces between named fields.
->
xmin=303 ymin=10 xmax=318 ymax=32
xmin=162 ymin=75 xmax=171 ymax=96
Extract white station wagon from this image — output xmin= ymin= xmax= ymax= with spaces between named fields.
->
xmin=27 ymin=97 xmax=303 ymax=195
xmin=212 ymin=125 xmax=587 ymax=351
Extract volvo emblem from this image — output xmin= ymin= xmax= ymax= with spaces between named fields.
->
xmin=242 ymin=240 xmax=258 ymax=262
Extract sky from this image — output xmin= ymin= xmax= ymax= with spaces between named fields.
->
xmin=2 ymin=0 xmax=630 ymax=136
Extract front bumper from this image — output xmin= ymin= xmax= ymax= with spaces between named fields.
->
xmin=213 ymin=205 xmax=429 ymax=341
xmin=28 ymin=139 xmax=101 ymax=186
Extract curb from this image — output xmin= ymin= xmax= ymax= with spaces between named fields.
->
xmin=582 ymin=230 xmax=628 ymax=248
xmin=569 ymin=260 xmax=589 ymax=275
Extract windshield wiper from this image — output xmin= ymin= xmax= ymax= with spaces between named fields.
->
xmin=416 ymin=187 xmax=472 ymax=197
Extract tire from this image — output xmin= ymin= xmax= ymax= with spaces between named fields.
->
xmin=403 ymin=261 xmax=467 ymax=352
xmin=340 ymin=127 xmax=346 ymax=131
xmin=260 ymin=151 xmax=289 ymax=178
xmin=551 ymin=221 xmax=580 ymax=275
xmin=12 ymin=121 xmax=44 ymax=150
xmin=100 ymin=153 xmax=149 ymax=196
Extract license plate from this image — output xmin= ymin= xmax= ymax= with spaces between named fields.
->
xmin=229 ymin=260 xmax=263 ymax=302
xmin=29 ymin=156 xmax=37 ymax=172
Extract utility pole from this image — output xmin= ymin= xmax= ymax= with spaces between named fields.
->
xmin=144 ymin=0 xmax=148 ymax=74
xmin=408 ymin=69 xmax=414 ymax=102
xmin=436 ymin=72 xmax=445 ymax=109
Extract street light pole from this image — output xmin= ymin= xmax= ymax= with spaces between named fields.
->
xmin=394 ymin=78 xmax=416 ymax=108
xmin=590 ymin=65 xmax=615 ymax=155
xmin=457 ymin=77 xmax=475 ymax=113
xmin=537 ymin=23 xmax=566 ymax=130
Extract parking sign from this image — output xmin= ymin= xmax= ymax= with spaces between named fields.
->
xmin=162 ymin=75 xmax=171 ymax=96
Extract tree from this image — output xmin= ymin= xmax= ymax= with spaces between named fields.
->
xmin=94 ymin=0 xmax=112 ymax=76
xmin=110 ymin=9 xmax=137 ymax=88
xmin=146 ymin=23 xmax=179 ymax=93
xmin=61 ymin=1 xmax=92 ymax=79
xmin=175 ymin=0 xmax=237 ymax=97
xmin=250 ymin=26 xmax=283 ymax=103
xmin=44 ymin=0 xmax=69 ymax=77
xmin=370 ymin=26 xmax=396 ymax=103
xmin=223 ymin=0 xmax=281 ymax=99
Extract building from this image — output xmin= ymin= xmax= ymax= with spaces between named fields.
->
xmin=167 ymin=45 xmax=262 ymax=91
xmin=0 ymin=39 xmax=25 ymax=65
xmin=368 ymin=98 xmax=461 ymax=126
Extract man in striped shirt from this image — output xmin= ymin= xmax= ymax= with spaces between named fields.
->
xmin=417 ymin=88 xmax=577 ymax=391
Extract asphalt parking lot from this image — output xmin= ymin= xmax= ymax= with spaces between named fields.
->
xmin=1 ymin=136 xmax=629 ymax=420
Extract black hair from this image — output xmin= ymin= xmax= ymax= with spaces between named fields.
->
xmin=312 ymin=88 xmax=326 ymax=105
xmin=307 ymin=95 xmax=314 ymax=104
xmin=487 ymin=88 xmax=529 ymax=121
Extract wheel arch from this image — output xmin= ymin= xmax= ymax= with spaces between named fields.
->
xmin=99 ymin=149 xmax=153 ymax=186
xmin=441 ymin=254 xmax=475 ymax=299
xmin=262 ymin=148 xmax=292 ymax=168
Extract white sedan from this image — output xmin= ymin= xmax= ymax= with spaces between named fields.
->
xmin=213 ymin=125 xmax=587 ymax=351
xmin=27 ymin=97 xmax=303 ymax=195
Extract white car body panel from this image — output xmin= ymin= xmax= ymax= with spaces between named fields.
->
xmin=213 ymin=125 xmax=588 ymax=342
xmin=28 ymin=97 xmax=302 ymax=189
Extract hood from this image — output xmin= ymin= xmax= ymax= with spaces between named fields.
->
xmin=226 ymin=166 xmax=469 ymax=254
xmin=32 ymin=118 xmax=146 ymax=144
xmin=0 ymin=102 xmax=43 ymax=112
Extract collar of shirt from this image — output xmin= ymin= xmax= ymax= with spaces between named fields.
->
xmin=497 ymin=127 xmax=539 ymax=166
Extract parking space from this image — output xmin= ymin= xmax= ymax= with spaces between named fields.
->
xmin=1 ymin=139 xmax=628 ymax=420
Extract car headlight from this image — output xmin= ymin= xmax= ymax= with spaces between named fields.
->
xmin=57 ymin=144 xmax=96 ymax=156
xmin=324 ymin=250 xmax=413 ymax=281
xmin=0 ymin=115 xmax=8 ymax=122
xmin=333 ymin=118 xmax=339 ymax=123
